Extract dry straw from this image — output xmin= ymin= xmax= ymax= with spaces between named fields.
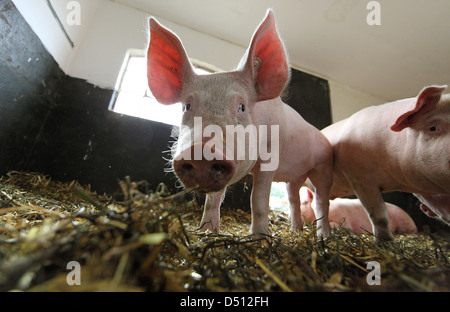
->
xmin=0 ymin=171 xmax=448 ymax=291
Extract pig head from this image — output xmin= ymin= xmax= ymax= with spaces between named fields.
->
xmin=147 ymin=10 xmax=333 ymax=238
xmin=322 ymin=85 xmax=449 ymax=241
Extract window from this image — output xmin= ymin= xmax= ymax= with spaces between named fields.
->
xmin=109 ymin=49 xmax=216 ymax=126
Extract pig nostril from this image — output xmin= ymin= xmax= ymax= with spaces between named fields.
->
xmin=211 ymin=163 xmax=233 ymax=180
xmin=212 ymin=163 xmax=228 ymax=173
xmin=181 ymin=163 xmax=194 ymax=171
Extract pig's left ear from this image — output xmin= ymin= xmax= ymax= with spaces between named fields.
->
xmin=391 ymin=85 xmax=447 ymax=132
xmin=243 ymin=10 xmax=290 ymax=102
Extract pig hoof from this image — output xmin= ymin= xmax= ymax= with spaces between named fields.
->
xmin=316 ymin=231 xmax=331 ymax=240
xmin=316 ymin=224 xmax=332 ymax=239
xmin=251 ymin=233 xmax=272 ymax=241
xmin=290 ymin=224 xmax=304 ymax=232
xmin=250 ymin=226 xmax=271 ymax=240
xmin=374 ymin=231 xmax=394 ymax=244
xmin=198 ymin=221 xmax=219 ymax=233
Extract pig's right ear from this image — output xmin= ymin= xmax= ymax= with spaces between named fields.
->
xmin=147 ymin=18 xmax=193 ymax=104
xmin=391 ymin=85 xmax=447 ymax=132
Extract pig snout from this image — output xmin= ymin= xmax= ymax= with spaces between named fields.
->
xmin=173 ymin=143 xmax=236 ymax=193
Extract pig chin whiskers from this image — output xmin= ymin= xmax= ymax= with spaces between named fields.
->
xmin=162 ymin=136 xmax=180 ymax=174
xmin=162 ymin=159 xmax=175 ymax=174
xmin=162 ymin=148 xmax=175 ymax=173
xmin=174 ymin=178 xmax=185 ymax=190
xmin=174 ymin=179 xmax=200 ymax=195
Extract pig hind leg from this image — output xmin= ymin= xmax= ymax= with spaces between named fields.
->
xmin=308 ymin=165 xmax=332 ymax=238
xmin=286 ymin=181 xmax=305 ymax=232
xmin=352 ymin=185 xmax=394 ymax=242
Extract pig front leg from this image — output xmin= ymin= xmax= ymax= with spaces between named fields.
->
xmin=352 ymin=185 xmax=394 ymax=242
xmin=286 ymin=181 xmax=304 ymax=231
xmin=250 ymin=170 xmax=275 ymax=237
xmin=199 ymin=188 xmax=227 ymax=232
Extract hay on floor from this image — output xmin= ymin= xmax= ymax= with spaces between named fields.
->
xmin=0 ymin=171 xmax=448 ymax=292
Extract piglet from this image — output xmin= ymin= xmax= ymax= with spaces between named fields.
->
xmin=300 ymin=187 xmax=417 ymax=234
xmin=321 ymin=85 xmax=449 ymax=241
xmin=147 ymin=10 xmax=333 ymax=238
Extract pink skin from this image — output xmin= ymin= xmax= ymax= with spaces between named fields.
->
xmin=320 ymin=86 xmax=450 ymax=241
xmin=300 ymin=187 xmax=417 ymax=234
xmin=147 ymin=10 xmax=332 ymax=238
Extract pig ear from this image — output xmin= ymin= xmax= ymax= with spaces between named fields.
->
xmin=243 ymin=10 xmax=289 ymax=101
xmin=391 ymin=85 xmax=447 ymax=132
xmin=147 ymin=18 xmax=193 ymax=104
xmin=306 ymin=189 xmax=314 ymax=201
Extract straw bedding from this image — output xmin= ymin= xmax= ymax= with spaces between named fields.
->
xmin=0 ymin=171 xmax=448 ymax=292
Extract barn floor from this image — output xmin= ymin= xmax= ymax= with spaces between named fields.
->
xmin=0 ymin=171 xmax=448 ymax=292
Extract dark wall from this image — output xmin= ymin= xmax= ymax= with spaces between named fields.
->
xmin=0 ymin=0 xmax=174 ymax=195
xmin=26 ymin=76 xmax=175 ymax=195
xmin=282 ymin=69 xmax=332 ymax=130
xmin=0 ymin=0 xmax=64 ymax=173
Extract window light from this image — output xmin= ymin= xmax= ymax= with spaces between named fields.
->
xmin=109 ymin=49 xmax=214 ymax=126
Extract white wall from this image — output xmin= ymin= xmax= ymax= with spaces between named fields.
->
xmin=12 ymin=0 xmax=385 ymax=122
xmin=12 ymin=0 xmax=100 ymax=74
xmin=68 ymin=0 xmax=246 ymax=89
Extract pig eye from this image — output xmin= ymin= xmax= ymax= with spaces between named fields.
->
xmin=429 ymin=126 xmax=438 ymax=132
xmin=238 ymin=103 xmax=245 ymax=112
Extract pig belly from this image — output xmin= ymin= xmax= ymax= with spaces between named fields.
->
xmin=328 ymin=168 xmax=354 ymax=199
